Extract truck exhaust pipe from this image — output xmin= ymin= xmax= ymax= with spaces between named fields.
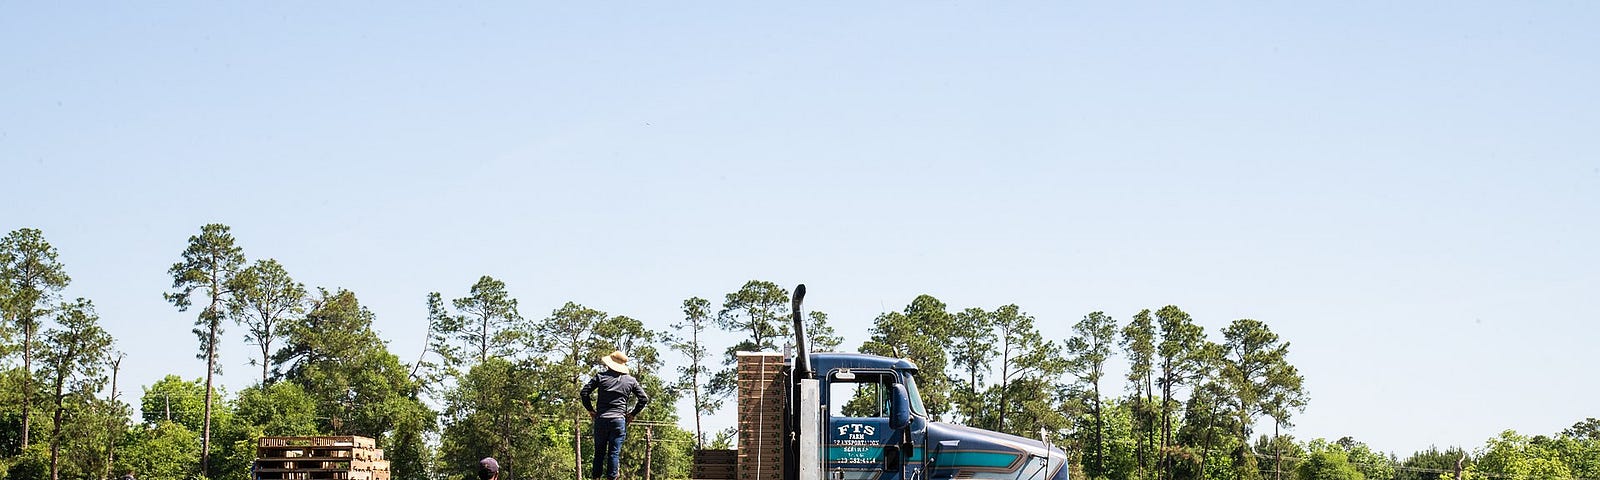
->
xmin=791 ymin=284 xmax=812 ymax=379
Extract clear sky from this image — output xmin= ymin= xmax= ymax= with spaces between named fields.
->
xmin=3 ymin=2 xmax=1596 ymax=456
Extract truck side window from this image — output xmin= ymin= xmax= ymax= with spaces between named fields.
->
xmin=828 ymin=373 xmax=893 ymax=418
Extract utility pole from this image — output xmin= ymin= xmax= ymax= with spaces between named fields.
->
xmin=105 ymin=353 xmax=124 ymax=480
xmin=643 ymin=428 xmax=656 ymax=480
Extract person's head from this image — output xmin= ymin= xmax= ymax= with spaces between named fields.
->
xmin=600 ymin=350 xmax=630 ymax=375
xmin=123 ymin=470 xmax=135 ymax=478
xmin=478 ymin=457 xmax=499 ymax=480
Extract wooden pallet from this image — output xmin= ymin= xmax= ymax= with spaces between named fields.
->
xmin=255 ymin=436 xmax=389 ymax=480
xmin=736 ymin=353 xmax=786 ymax=480
xmin=692 ymin=449 xmax=738 ymax=480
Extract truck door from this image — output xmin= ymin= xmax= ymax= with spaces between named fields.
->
xmin=825 ymin=370 xmax=910 ymax=480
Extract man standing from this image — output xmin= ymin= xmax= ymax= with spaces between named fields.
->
xmin=581 ymin=350 xmax=650 ymax=480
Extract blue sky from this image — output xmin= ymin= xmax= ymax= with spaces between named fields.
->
xmin=3 ymin=2 xmax=1596 ymax=456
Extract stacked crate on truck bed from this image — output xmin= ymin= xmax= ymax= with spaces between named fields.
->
xmin=735 ymin=352 xmax=785 ymax=480
xmin=255 ymin=436 xmax=390 ymax=480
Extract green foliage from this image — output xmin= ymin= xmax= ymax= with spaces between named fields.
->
xmin=439 ymin=358 xmax=548 ymax=480
xmin=1122 ymin=309 xmax=1159 ymax=480
xmin=277 ymin=289 xmax=431 ymax=442
xmin=861 ymin=295 xmax=953 ymax=419
xmin=231 ymin=383 xmax=317 ymax=436
xmin=714 ymin=280 xmax=790 ymax=355
xmin=670 ymin=297 xmax=718 ymax=447
xmin=451 ymin=276 xmax=522 ymax=365
xmin=1295 ymin=444 xmax=1363 ymax=480
xmin=1397 ymin=446 xmax=1468 ymax=480
xmin=1066 ymin=311 xmax=1118 ymax=480
xmin=6 ymin=444 xmax=51 ymax=480
xmin=1255 ymin=434 xmax=1307 ymax=480
xmin=226 ymin=259 xmax=306 ymax=385
xmin=118 ymin=421 xmax=200 ymax=480
xmin=1 ymin=228 xmax=72 ymax=451
xmin=710 ymin=281 xmax=790 ymax=399
xmin=1562 ymin=417 xmax=1600 ymax=441
xmin=1469 ymin=430 xmax=1573 ymax=480
xmin=414 ymin=292 xmax=462 ymax=393
xmin=139 ymin=376 xmax=213 ymax=431
xmin=40 ymin=298 xmax=114 ymax=480
xmin=267 ymin=288 xmax=435 ymax=480
xmin=804 ymin=311 xmax=843 ymax=352
xmin=164 ymin=223 xmax=244 ymax=474
xmin=1334 ymin=438 xmax=1395 ymax=480
xmin=972 ymin=304 xmax=1065 ymax=436
xmin=164 ymin=223 xmax=245 ymax=369
xmin=948 ymin=307 xmax=996 ymax=424
xmin=532 ymin=301 xmax=609 ymax=411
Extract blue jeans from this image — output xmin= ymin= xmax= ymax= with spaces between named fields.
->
xmin=592 ymin=417 xmax=627 ymax=479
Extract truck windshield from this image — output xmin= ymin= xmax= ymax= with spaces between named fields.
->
xmin=904 ymin=373 xmax=927 ymax=416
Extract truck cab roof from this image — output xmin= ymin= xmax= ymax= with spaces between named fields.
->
xmin=805 ymin=352 xmax=919 ymax=373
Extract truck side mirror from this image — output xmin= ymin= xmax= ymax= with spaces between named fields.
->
xmin=888 ymin=383 xmax=911 ymax=430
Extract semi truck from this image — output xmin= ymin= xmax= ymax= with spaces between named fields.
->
xmin=702 ymin=285 xmax=1069 ymax=480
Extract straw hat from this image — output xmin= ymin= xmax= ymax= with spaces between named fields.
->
xmin=601 ymin=350 xmax=631 ymax=374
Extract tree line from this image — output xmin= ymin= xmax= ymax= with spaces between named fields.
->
xmin=1 ymin=225 xmax=1595 ymax=480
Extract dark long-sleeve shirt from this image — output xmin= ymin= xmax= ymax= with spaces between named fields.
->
xmin=581 ymin=370 xmax=649 ymax=418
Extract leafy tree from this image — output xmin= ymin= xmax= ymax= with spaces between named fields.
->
xmin=1065 ymin=311 xmax=1117 ymax=479
xmin=1470 ymin=430 xmax=1572 ymax=480
xmin=1334 ymin=438 xmax=1395 ymax=480
xmin=1176 ymin=376 xmax=1236 ymax=480
xmin=1397 ymin=447 xmax=1469 ymax=480
xmin=949 ymin=307 xmax=995 ymax=424
xmin=1 ymin=228 xmax=72 ymax=450
xmin=1221 ymin=319 xmax=1296 ymax=453
xmin=1544 ymin=433 xmax=1600 ymax=479
xmin=274 ymin=288 xmax=434 ymax=480
xmin=978 ymin=304 xmax=1064 ymax=436
xmin=117 ymin=421 xmax=200 ymax=480
xmin=531 ymin=301 xmax=610 ymax=480
xmin=1262 ymin=362 xmax=1308 ymax=478
xmin=232 ymin=382 xmax=318 ymax=436
xmin=412 ymin=292 xmax=464 ymax=393
xmin=595 ymin=316 xmax=688 ymax=480
xmin=139 ymin=375 xmax=211 ymax=430
xmin=1255 ymin=434 xmax=1307 ymax=480
xmin=440 ymin=357 xmax=547 ymax=480
xmin=39 ymin=298 xmax=112 ymax=480
xmin=1155 ymin=305 xmax=1209 ymax=480
xmin=164 ymin=223 xmax=245 ymax=473
xmin=452 ymin=276 xmax=522 ymax=364
xmin=710 ymin=281 xmax=790 ymax=397
xmin=861 ymin=295 xmax=953 ymax=419
xmin=670 ymin=297 xmax=717 ymax=448
xmin=1122 ymin=309 xmax=1158 ymax=479
xmin=1562 ymin=418 xmax=1600 ymax=441
xmin=1092 ymin=398 xmax=1140 ymax=480
xmin=61 ymin=394 xmax=127 ymax=480
xmin=226 ymin=259 xmax=306 ymax=385
xmin=1297 ymin=440 xmax=1364 ymax=480
xmin=804 ymin=311 xmax=843 ymax=352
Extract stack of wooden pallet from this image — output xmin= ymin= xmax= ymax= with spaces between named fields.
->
xmin=690 ymin=449 xmax=738 ymax=480
xmin=254 ymin=436 xmax=390 ymax=480
xmin=735 ymin=352 xmax=785 ymax=480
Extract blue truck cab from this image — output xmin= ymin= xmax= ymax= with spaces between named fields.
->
xmin=802 ymin=352 xmax=1069 ymax=480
